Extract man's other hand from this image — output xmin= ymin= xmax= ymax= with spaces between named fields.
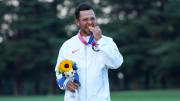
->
xmin=66 ymin=81 xmax=79 ymax=93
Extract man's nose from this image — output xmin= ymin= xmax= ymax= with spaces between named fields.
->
xmin=87 ymin=19 xmax=93 ymax=25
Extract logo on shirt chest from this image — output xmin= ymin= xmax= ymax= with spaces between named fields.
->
xmin=72 ymin=49 xmax=80 ymax=54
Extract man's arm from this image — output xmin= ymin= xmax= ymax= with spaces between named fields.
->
xmin=55 ymin=44 xmax=69 ymax=90
xmin=55 ymin=43 xmax=79 ymax=92
xmin=89 ymin=24 xmax=123 ymax=69
xmin=97 ymin=37 xmax=123 ymax=69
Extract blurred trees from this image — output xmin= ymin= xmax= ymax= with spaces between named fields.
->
xmin=0 ymin=0 xmax=67 ymax=95
xmin=0 ymin=0 xmax=180 ymax=95
xmin=107 ymin=0 xmax=180 ymax=90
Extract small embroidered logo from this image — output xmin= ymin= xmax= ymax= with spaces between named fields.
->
xmin=72 ymin=49 xmax=80 ymax=54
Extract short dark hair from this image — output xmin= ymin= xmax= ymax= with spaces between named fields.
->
xmin=75 ymin=3 xmax=94 ymax=19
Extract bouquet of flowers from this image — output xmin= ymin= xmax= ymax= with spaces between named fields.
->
xmin=57 ymin=60 xmax=80 ymax=87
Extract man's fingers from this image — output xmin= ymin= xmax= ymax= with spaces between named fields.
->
xmin=67 ymin=81 xmax=79 ymax=93
xmin=92 ymin=23 xmax=97 ymax=27
xmin=89 ymin=25 xmax=100 ymax=31
xmin=89 ymin=26 xmax=95 ymax=33
xmin=67 ymin=81 xmax=75 ymax=92
xmin=70 ymin=81 xmax=79 ymax=89
xmin=72 ymin=82 xmax=79 ymax=89
xmin=68 ymin=86 xmax=75 ymax=93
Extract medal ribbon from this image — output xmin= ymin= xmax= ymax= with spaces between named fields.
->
xmin=78 ymin=32 xmax=96 ymax=46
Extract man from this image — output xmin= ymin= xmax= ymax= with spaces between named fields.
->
xmin=55 ymin=3 xmax=123 ymax=101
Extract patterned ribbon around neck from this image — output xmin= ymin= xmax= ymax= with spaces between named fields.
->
xmin=78 ymin=32 xmax=97 ymax=46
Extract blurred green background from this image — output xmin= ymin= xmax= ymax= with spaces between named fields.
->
xmin=0 ymin=0 xmax=180 ymax=101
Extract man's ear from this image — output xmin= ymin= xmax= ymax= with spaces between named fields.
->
xmin=75 ymin=19 xmax=79 ymax=26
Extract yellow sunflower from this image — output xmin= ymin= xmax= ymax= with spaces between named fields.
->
xmin=58 ymin=60 xmax=73 ymax=73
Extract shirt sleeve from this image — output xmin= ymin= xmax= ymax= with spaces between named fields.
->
xmin=55 ymin=44 xmax=70 ymax=90
xmin=97 ymin=37 xmax=123 ymax=69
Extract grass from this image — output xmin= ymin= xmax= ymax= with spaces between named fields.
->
xmin=111 ymin=89 xmax=180 ymax=101
xmin=0 ymin=89 xmax=180 ymax=101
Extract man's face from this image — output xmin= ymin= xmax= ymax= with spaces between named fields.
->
xmin=76 ymin=9 xmax=96 ymax=35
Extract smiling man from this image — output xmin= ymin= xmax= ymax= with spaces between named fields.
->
xmin=55 ymin=3 xmax=123 ymax=101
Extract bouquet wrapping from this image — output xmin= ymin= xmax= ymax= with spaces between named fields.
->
xmin=57 ymin=60 xmax=80 ymax=87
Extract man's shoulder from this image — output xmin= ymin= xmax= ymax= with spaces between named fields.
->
xmin=102 ymin=35 xmax=113 ymax=41
xmin=62 ymin=35 xmax=78 ymax=46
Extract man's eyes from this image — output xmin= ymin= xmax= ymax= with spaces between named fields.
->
xmin=82 ymin=18 xmax=95 ymax=21
xmin=83 ymin=18 xmax=88 ymax=21
xmin=91 ymin=18 xmax=95 ymax=21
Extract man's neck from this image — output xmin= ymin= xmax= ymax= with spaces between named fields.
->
xmin=80 ymin=31 xmax=90 ymax=37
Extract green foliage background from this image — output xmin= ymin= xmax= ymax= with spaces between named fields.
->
xmin=0 ymin=0 xmax=180 ymax=95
